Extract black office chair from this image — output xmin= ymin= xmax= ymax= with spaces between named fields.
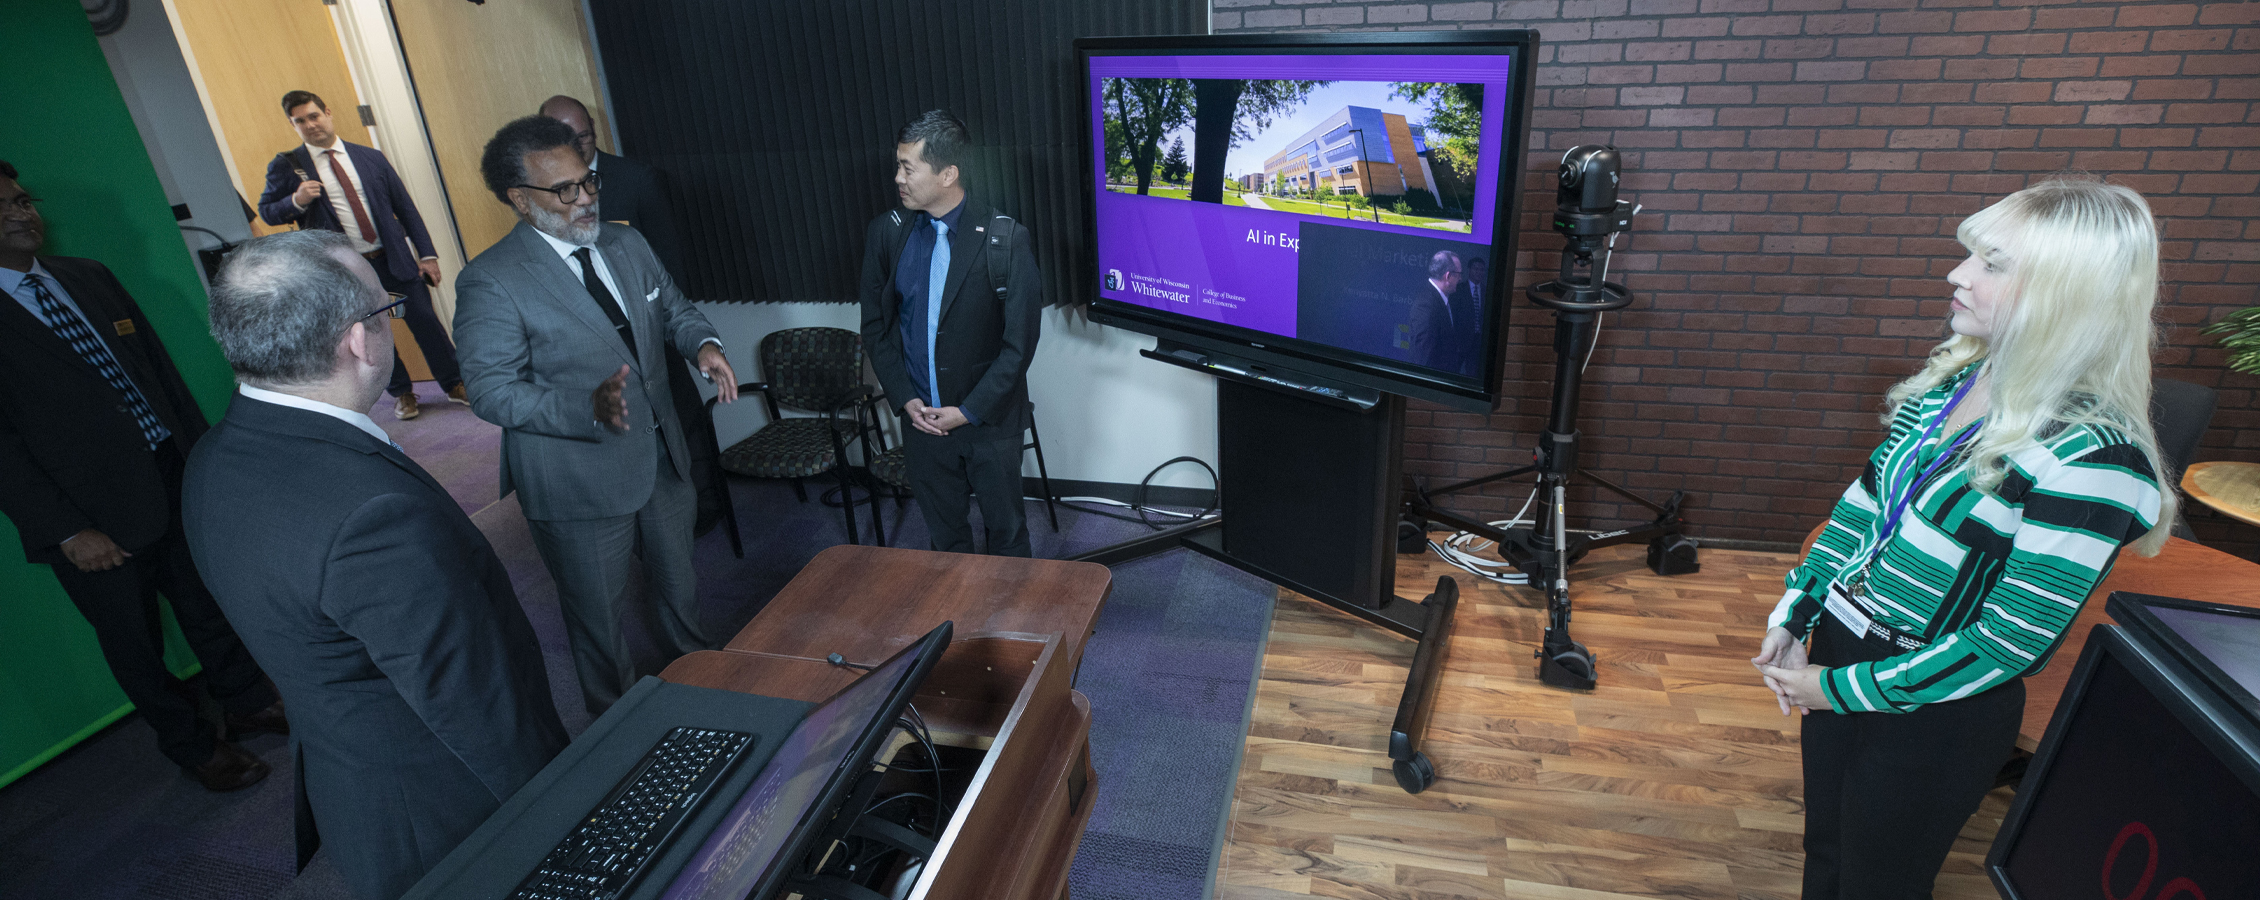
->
xmin=866 ymin=400 xmax=1059 ymax=548
xmin=2152 ymin=378 xmax=2218 ymax=541
xmin=708 ymin=328 xmax=886 ymax=554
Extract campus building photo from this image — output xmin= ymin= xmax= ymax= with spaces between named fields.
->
xmin=1260 ymin=105 xmax=1439 ymax=199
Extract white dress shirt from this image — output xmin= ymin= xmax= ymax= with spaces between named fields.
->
xmin=299 ymin=142 xmax=382 ymax=255
xmin=239 ymin=384 xmax=396 ymax=449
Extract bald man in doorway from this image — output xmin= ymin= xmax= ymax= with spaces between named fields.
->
xmin=538 ymin=95 xmax=725 ymax=534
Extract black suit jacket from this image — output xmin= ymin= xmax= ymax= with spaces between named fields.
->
xmin=182 ymin=395 xmax=567 ymax=900
xmin=1409 ymin=278 xmax=1482 ymax=377
xmin=0 ymin=257 xmax=208 ymax=564
xmin=593 ymin=150 xmax=685 ymax=278
xmin=858 ymin=199 xmax=1042 ymax=440
xmin=256 ymin=142 xmax=436 ymax=285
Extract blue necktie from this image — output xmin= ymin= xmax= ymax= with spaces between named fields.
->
xmin=926 ymin=219 xmax=948 ymax=407
xmin=26 ymin=273 xmax=169 ymax=449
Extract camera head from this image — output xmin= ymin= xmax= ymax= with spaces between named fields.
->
xmin=1550 ymin=145 xmax=1636 ymax=241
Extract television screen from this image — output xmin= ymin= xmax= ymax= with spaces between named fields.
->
xmin=1078 ymin=33 xmax=1538 ymax=411
xmin=1988 ymin=624 xmax=2260 ymax=900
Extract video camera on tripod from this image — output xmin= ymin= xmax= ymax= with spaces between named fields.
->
xmin=1405 ymin=145 xmax=1700 ymax=690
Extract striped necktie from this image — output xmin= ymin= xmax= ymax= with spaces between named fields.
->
xmin=26 ymin=273 xmax=169 ymax=449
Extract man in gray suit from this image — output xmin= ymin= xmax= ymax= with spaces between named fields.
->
xmin=185 ymin=230 xmax=567 ymax=900
xmin=454 ymin=116 xmax=738 ymax=715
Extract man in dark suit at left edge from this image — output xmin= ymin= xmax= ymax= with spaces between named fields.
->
xmin=186 ymin=230 xmax=567 ymax=900
xmin=258 ymin=89 xmax=464 ymax=422
xmin=0 ymin=160 xmax=284 ymax=791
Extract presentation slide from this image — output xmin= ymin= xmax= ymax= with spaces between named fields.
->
xmin=1088 ymin=52 xmax=1516 ymax=374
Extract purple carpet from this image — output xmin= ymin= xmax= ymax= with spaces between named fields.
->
xmin=0 ymin=382 xmax=1273 ymax=899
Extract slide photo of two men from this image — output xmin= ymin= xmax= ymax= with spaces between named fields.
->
xmin=1294 ymin=221 xmax=1490 ymax=378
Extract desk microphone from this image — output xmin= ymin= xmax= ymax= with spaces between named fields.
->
xmin=825 ymin=652 xmax=875 ymax=671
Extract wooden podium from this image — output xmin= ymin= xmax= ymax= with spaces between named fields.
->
xmin=660 ymin=546 xmax=1113 ymax=899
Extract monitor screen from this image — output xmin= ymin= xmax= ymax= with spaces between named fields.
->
xmin=660 ymin=623 xmax=952 ymax=900
xmin=1989 ymin=628 xmax=2260 ymax=900
xmin=1079 ymin=33 xmax=1538 ymax=411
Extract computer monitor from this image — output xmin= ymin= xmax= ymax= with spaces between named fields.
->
xmin=1986 ymin=596 xmax=2260 ymax=900
xmin=659 ymin=622 xmax=953 ymax=900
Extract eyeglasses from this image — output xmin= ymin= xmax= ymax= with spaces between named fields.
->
xmin=1 ymin=195 xmax=39 ymax=214
xmin=362 ymin=292 xmax=407 ymax=322
xmin=516 ymin=172 xmax=602 ymax=204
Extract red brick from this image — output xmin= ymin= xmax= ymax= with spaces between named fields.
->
xmin=1649 ymin=107 xmax=1719 ymax=127
xmin=1795 ymin=60 xmax=1868 ymax=80
xmin=1622 ymin=85 xmax=1690 ymax=104
xmin=1559 ymin=44 xmax=1628 ymax=64
xmin=1909 ymin=194 xmax=1983 ymax=215
xmin=1740 ymin=172 xmax=1808 ymax=191
xmin=2067 ymin=31 xmax=2150 ymax=54
xmin=1975 ymin=81 xmax=2054 ymax=104
xmin=1935 ymin=105 xmax=2008 ymax=126
xmin=2197 ymin=125 xmax=2260 ymax=147
xmin=2181 ymin=173 xmax=2260 ymax=193
xmin=2116 ymin=4 xmax=2199 ymax=28
xmin=1996 ymin=150 xmax=2078 ymax=170
xmin=1656 ymin=62 xmax=1726 ymax=81
xmin=1590 ymin=64 xmax=1658 ymax=84
xmin=1694 ymin=38 xmax=1765 ymax=58
xmin=2151 ymin=29 xmax=2235 ymax=52
xmin=1732 ymin=15 xmax=1807 ymax=35
xmin=1857 ymin=105 xmax=1932 ymax=126
xmin=2100 ymin=56 xmax=2185 ymax=79
xmin=1687 ymin=84 xmax=1758 ymax=104
xmin=1910 ymin=34 xmax=1987 ymax=56
xmin=1867 ymin=57 xmax=1941 ymax=79
xmin=1748 ymin=128 xmax=1817 ymax=148
xmin=2019 ymin=57 xmax=2100 ymax=80
xmin=1597 ymin=19 xmax=1667 ymax=39
xmin=1944 ymin=58 xmax=2021 ymax=80
xmin=2199 ymin=3 xmax=2260 ymax=24
xmin=1818 ymin=129 xmax=1890 ymax=148
xmin=1826 ymin=83 xmax=1900 ymax=103
xmin=2055 ymin=80 xmax=2135 ymax=102
xmin=1584 ymin=108 xmax=1650 ymax=127
xmin=1628 ymin=40 xmax=1696 ymax=61
xmin=1755 ymin=83 xmax=1830 ymax=103
xmin=1720 ymin=107 xmax=1788 ymax=126
xmin=1901 ymin=83 xmax=1975 ymax=104
xmin=1671 ymin=172 xmax=1741 ymax=190
xmin=2187 ymin=55 xmax=2260 ymax=76
xmin=1953 ymin=8 xmax=2031 ymax=31
xmin=1885 ymin=128 xmax=1959 ymax=149
xmin=1778 ymin=150 xmax=1851 ymax=168
xmin=1987 ymin=32 xmax=2069 ymax=55
xmin=2132 ymin=79 xmax=2215 ymax=101
xmin=1728 ymin=61 xmax=1798 ymax=81
xmin=2088 ymin=104 xmax=2167 ymax=125
xmin=2041 ymin=129 xmax=2121 ymax=150
xmin=1877 ymin=10 xmax=1953 ymax=33
xmin=2033 ymin=6 xmax=2114 ymax=29
xmin=1848 ymin=150 xmax=1921 ymax=169
xmin=2008 ymin=106 xmax=2087 ymax=126
xmin=1804 ymin=13 xmax=1876 ymax=34
xmin=1963 ymin=129 xmax=2040 ymax=149
xmin=1763 ymin=37 xmax=1835 ymax=58
xmin=2070 ymin=150 xmax=2153 ymax=170
xmin=1663 ymin=17 xmax=1733 ymax=37
xmin=1787 ymin=105 xmax=1858 ymax=126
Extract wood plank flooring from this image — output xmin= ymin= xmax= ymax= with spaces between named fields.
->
xmin=1217 ymin=542 xmax=2016 ymax=900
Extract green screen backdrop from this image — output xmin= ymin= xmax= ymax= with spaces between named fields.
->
xmin=0 ymin=0 xmax=243 ymax=787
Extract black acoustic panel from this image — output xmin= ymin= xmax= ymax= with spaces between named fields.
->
xmin=588 ymin=0 xmax=1204 ymax=304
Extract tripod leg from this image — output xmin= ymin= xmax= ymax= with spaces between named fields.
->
xmin=1537 ymin=481 xmax=1597 ymax=689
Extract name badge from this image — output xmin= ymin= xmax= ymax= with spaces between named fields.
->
xmin=113 ymin=319 xmax=135 ymax=336
xmin=1825 ymin=582 xmax=1876 ymax=637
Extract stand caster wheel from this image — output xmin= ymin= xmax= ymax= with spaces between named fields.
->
xmin=1538 ymin=641 xmax=1597 ymax=690
xmin=1397 ymin=516 xmax=1430 ymax=554
xmin=1392 ymin=752 xmax=1437 ymax=794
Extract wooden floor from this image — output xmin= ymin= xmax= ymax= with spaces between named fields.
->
xmin=1216 ymin=541 xmax=2016 ymax=900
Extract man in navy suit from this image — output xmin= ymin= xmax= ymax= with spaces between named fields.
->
xmin=258 ymin=90 xmax=462 ymax=422
xmin=186 ymin=229 xmax=566 ymax=899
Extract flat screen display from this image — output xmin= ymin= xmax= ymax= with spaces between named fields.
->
xmin=660 ymin=623 xmax=951 ymax=900
xmin=1080 ymin=34 xmax=1537 ymax=411
xmin=1991 ymin=632 xmax=2260 ymax=900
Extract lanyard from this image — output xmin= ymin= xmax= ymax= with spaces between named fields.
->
xmin=1857 ymin=372 xmax=1982 ymax=576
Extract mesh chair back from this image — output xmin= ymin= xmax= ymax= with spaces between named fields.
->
xmin=759 ymin=327 xmax=866 ymax=413
xmin=2151 ymin=379 xmax=2218 ymax=476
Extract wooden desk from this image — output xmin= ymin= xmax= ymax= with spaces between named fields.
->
xmin=2184 ymin=460 xmax=2260 ymax=527
xmin=2018 ymin=536 xmax=2260 ymax=750
xmin=661 ymin=546 xmax=1112 ymax=900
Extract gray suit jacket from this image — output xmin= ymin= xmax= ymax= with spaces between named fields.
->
xmin=453 ymin=221 xmax=721 ymax=520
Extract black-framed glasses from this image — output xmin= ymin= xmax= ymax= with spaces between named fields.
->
xmin=516 ymin=172 xmax=602 ymax=203
xmin=362 ymin=292 xmax=407 ymax=322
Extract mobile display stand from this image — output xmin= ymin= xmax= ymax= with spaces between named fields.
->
xmin=1403 ymin=146 xmax=1699 ymax=691
xmin=1072 ymin=367 xmax=1457 ymax=794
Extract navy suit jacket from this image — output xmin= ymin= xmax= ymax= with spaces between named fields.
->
xmin=857 ymin=199 xmax=1041 ymax=440
xmin=258 ymin=142 xmax=436 ymax=284
xmin=182 ymin=394 xmax=566 ymax=900
xmin=0 ymin=257 xmax=208 ymax=564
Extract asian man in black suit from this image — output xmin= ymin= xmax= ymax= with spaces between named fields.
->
xmin=859 ymin=111 xmax=1043 ymax=557
xmin=0 ymin=160 xmax=282 ymax=792
xmin=185 ymin=230 xmax=567 ymax=900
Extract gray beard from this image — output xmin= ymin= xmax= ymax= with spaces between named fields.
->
xmin=530 ymin=200 xmax=600 ymax=245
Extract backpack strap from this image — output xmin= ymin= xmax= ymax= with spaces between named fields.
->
xmin=984 ymin=213 xmax=1015 ymax=302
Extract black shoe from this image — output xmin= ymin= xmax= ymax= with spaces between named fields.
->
xmin=224 ymin=698 xmax=290 ymax=740
xmin=186 ymin=741 xmax=271 ymax=792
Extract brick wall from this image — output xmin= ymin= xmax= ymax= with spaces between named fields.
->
xmin=1218 ymin=0 xmax=2260 ymax=557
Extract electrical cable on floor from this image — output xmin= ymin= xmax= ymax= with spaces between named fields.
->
xmin=1045 ymin=455 xmax=1221 ymax=531
xmin=1423 ymin=485 xmax=1617 ymax=585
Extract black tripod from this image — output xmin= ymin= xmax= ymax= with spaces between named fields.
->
xmin=1404 ymin=146 xmax=1698 ymax=690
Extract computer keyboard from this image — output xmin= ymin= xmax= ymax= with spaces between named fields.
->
xmin=510 ymin=726 xmax=755 ymax=900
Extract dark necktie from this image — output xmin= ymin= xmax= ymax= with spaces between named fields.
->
xmin=26 ymin=273 xmax=169 ymax=449
xmin=325 ymin=150 xmax=378 ymax=245
xmin=571 ymin=247 xmax=636 ymax=362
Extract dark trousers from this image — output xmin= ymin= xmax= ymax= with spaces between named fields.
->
xmin=47 ymin=443 xmax=276 ymax=769
xmin=902 ymin=427 xmax=1030 ymax=557
xmin=375 ymin=252 xmax=462 ymax=396
xmin=1800 ymin=615 xmax=2023 ymax=900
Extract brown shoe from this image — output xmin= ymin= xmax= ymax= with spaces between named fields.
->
xmin=395 ymin=392 xmax=421 ymax=420
xmin=186 ymin=741 xmax=271 ymax=792
xmin=446 ymin=383 xmax=471 ymax=405
xmin=224 ymin=698 xmax=289 ymax=740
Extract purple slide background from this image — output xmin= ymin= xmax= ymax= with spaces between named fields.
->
xmin=1088 ymin=53 xmax=1514 ymax=340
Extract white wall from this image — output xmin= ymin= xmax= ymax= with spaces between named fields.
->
xmin=94 ymin=2 xmax=247 ymax=285
xmin=694 ymin=302 xmax=1219 ymax=490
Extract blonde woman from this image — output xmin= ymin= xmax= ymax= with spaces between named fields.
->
xmin=1753 ymin=177 xmax=2176 ymax=899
